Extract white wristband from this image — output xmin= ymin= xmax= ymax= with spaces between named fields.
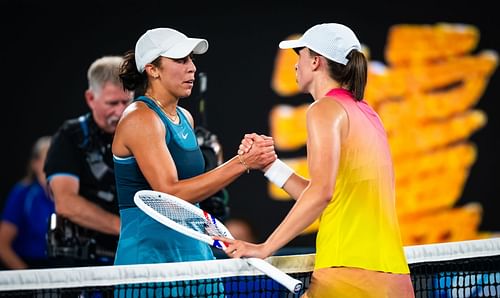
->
xmin=264 ymin=159 xmax=294 ymax=188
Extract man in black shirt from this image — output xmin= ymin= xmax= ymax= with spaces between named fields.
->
xmin=44 ymin=56 xmax=133 ymax=266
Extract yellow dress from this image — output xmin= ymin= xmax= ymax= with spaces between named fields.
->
xmin=309 ymin=89 xmax=413 ymax=297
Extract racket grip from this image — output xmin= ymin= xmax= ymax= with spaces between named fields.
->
xmin=246 ymin=258 xmax=303 ymax=293
xmin=213 ymin=240 xmax=229 ymax=250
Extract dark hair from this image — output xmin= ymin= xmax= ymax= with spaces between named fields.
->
xmin=119 ymin=50 xmax=165 ymax=96
xmin=312 ymin=49 xmax=367 ymax=101
xmin=119 ymin=50 xmax=143 ymax=92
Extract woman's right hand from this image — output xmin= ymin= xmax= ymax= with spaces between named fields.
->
xmin=238 ymin=133 xmax=277 ymax=171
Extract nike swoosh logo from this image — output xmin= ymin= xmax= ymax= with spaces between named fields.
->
xmin=181 ymin=133 xmax=188 ymax=139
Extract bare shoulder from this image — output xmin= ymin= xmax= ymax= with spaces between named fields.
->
xmin=113 ymin=101 xmax=166 ymax=156
xmin=308 ymin=96 xmax=347 ymax=119
xmin=119 ymin=101 xmax=162 ymax=129
xmin=307 ymin=96 xmax=349 ymax=139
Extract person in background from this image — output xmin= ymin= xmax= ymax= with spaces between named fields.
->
xmin=44 ymin=56 xmax=134 ymax=266
xmin=217 ymin=23 xmax=415 ymax=297
xmin=0 ymin=136 xmax=53 ymax=269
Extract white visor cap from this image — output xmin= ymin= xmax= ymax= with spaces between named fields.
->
xmin=135 ymin=28 xmax=208 ymax=73
xmin=279 ymin=23 xmax=361 ymax=65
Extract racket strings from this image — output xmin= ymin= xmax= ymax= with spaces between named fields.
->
xmin=141 ymin=195 xmax=229 ymax=237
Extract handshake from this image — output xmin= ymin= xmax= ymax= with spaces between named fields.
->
xmin=237 ymin=133 xmax=293 ymax=188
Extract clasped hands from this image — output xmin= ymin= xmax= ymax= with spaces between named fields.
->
xmin=213 ymin=133 xmax=277 ymax=259
xmin=237 ymin=133 xmax=277 ymax=172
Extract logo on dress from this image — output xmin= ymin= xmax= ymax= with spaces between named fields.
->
xmin=180 ymin=130 xmax=189 ymax=139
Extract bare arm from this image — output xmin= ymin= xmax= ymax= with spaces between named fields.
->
xmin=281 ymin=172 xmax=310 ymax=200
xmin=0 ymin=221 xmax=27 ymax=269
xmin=113 ymin=103 xmax=276 ymax=204
xmin=217 ymin=98 xmax=347 ymax=258
xmin=49 ymin=176 xmax=120 ymax=235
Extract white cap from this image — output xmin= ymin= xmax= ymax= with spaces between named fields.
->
xmin=279 ymin=23 xmax=361 ymax=65
xmin=135 ymin=28 xmax=209 ymax=73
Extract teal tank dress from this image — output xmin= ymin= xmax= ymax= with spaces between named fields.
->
xmin=113 ymin=96 xmax=223 ymax=297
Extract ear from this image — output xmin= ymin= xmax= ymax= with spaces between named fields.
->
xmin=311 ymin=55 xmax=321 ymax=71
xmin=85 ymin=89 xmax=95 ymax=109
xmin=145 ymin=64 xmax=159 ymax=79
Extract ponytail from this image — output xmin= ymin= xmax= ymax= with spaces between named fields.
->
xmin=326 ymin=50 xmax=367 ymax=101
xmin=119 ymin=50 xmax=147 ymax=93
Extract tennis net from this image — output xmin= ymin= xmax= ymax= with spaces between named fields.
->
xmin=0 ymin=237 xmax=498 ymax=297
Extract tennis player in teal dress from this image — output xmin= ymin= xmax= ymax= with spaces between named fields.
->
xmin=112 ymin=27 xmax=276 ymax=297
xmin=113 ymin=96 xmax=214 ymax=265
xmin=113 ymin=97 xmax=220 ymax=297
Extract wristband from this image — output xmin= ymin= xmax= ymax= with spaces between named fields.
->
xmin=264 ymin=159 xmax=294 ymax=188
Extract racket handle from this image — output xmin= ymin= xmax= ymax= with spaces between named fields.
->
xmin=246 ymin=258 xmax=303 ymax=293
xmin=213 ymin=240 xmax=230 ymax=250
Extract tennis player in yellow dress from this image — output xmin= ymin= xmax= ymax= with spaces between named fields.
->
xmin=216 ymin=23 xmax=415 ymax=297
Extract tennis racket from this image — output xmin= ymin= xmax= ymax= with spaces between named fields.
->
xmin=133 ymin=190 xmax=303 ymax=294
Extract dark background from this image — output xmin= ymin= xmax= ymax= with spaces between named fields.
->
xmin=1 ymin=1 xmax=498 ymax=246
